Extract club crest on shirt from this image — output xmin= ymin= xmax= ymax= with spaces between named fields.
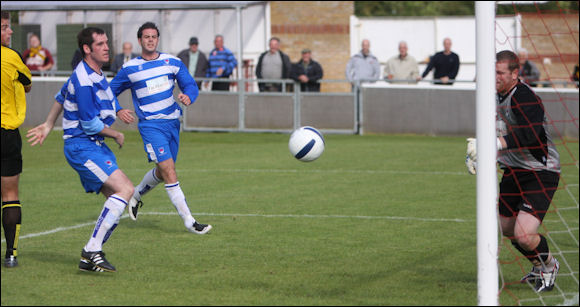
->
xmin=164 ymin=59 xmax=170 ymax=65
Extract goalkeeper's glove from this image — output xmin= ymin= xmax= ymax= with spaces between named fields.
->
xmin=465 ymin=155 xmax=477 ymax=175
xmin=466 ymin=137 xmax=504 ymax=161
xmin=466 ymin=138 xmax=477 ymax=160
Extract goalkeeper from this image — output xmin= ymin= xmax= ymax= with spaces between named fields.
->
xmin=465 ymin=50 xmax=560 ymax=293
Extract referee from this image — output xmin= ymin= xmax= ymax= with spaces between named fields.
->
xmin=1 ymin=10 xmax=32 ymax=268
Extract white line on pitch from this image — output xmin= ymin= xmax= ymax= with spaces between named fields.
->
xmin=2 ymin=211 xmax=472 ymax=243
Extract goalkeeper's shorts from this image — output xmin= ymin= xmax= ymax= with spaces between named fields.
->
xmin=498 ymin=168 xmax=560 ymax=221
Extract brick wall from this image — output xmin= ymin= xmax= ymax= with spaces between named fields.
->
xmin=270 ymin=1 xmax=354 ymax=92
xmin=520 ymin=13 xmax=579 ymax=84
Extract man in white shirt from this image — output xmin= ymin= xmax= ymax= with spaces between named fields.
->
xmin=385 ymin=41 xmax=420 ymax=84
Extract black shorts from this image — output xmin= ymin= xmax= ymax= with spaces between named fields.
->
xmin=498 ymin=168 xmax=560 ymax=221
xmin=1 ymin=128 xmax=23 ymax=177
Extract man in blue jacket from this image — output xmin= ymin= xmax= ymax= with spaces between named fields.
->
xmin=206 ymin=35 xmax=237 ymax=91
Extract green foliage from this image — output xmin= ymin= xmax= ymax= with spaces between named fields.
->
xmin=355 ymin=1 xmax=579 ymax=17
xmin=1 ymin=131 xmax=578 ymax=305
xmin=355 ymin=1 xmax=476 ymax=16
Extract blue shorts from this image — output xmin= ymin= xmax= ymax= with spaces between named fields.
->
xmin=64 ymin=138 xmax=119 ymax=194
xmin=138 ymin=119 xmax=180 ymax=164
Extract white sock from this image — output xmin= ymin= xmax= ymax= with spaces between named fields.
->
xmin=165 ymin=182 xmax=195 ymax=228
xmin=134 ymin=168 xmax=162 ymax=201
xmin=84 ymin=195 xmax=127 ymax=252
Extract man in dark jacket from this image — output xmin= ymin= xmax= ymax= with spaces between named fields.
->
xmin=177 ymin=37 xmax=208 ymax=89
xmin=110 ymin=42 xmax=138 ymax=73
xmin=255 ymin=37 xmax=292 ymax=92
xmin=421 ymin=37 xmax=460 ymax=85
xmin=290 ymin=49 xmax=323 ymax=92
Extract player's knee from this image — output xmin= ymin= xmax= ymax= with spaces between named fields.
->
xmin=121 ymin=185 xmax=135 ymax=201
xmin=514 ymin=233 xmax=539 ymax=251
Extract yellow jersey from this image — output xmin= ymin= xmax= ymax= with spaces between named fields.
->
xmin=1 ymin=45 xmax=31 ymax=129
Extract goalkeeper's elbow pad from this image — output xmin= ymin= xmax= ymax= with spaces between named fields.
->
xmin=465 ymin=155 xmax=477 ymax=175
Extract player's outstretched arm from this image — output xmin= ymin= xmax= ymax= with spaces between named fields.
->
xmin=26 ymin=101 xmax=64 ymax=146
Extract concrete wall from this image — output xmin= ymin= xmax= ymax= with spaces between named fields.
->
xmin=22 ymin=78 xmax=578 ymax=139
xmin=362 ymin=83 xmax=579 ymax=138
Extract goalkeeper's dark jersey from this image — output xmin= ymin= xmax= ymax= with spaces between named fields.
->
xmin=495 ymin=81 xmax=560 ymax=173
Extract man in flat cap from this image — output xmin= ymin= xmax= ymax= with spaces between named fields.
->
xmin=178 ymin=36 xmax=208 ymax=89
xmin=290 ymin=48 xmax=323 ymax=92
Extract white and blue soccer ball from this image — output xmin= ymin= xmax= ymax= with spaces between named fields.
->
xmin=288 ymin=126 xmax=325 ymax=162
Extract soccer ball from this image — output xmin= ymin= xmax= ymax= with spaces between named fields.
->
xmin=288 ymin=126 xmax=325 ymax=162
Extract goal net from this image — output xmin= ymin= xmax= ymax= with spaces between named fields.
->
xmin=491 ymin=1 xmax=579 ymax=305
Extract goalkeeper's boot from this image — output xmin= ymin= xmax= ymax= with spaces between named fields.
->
xmin=520 ymin=266 xmax=541 ymax=284
xmin=128 ymin=196 xmax=143 ymax=221
xmin=187 ymin=221 xmax=212 ymax=235
xmin=534 ymin=258 xmax=559 ymax=293
xmin=79 ymin=249 xmax=116 ymax=272
xmin=4 ymin=255 xmax=18 ymax=268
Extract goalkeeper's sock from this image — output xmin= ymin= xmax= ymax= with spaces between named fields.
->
xmin=165 ymin=182 xmax=196 ymax=228
xmin=534 ymin=235 xmax=553 ymax=271
xmin=511 ymin=236 xmax=551 ymax=269
xmin=2 ymin=201 xmax=22 ymax=258
xmin=85 ymin=195 xmax=126 ymax=252
xmin=134 ymin=168 xmax=162 ymax=201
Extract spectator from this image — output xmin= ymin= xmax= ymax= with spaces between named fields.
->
xmin=518 ymin=48 xmax=541 ymax=87
xmin=177 ymin=36 xmax=208 ymax=90
xmin=71 ymin=48 xmax=83 ymax=70
xmin=22 ymin=33 xmax=54 ymax=74
xmin=384 ymin=41 xmax=420 ymax=84
xmin=571 ymin=62 xmax=579 ymax=88
xmin=421 ymin=37 xmax=460 ymax=85
xmin=290 ymin=49 xmax=323 ymax=92
xmin=255 ymin=37 xmax=292 ymax=92
xmin=110 ymin=42 xmax=138 ymax=73
xmin=206 ymin=34 xmax=237 ymax=91
xmin=345 ymin=39 xmax=380 ymax=86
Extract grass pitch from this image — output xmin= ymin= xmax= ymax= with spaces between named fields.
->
xmin=1 ymin=130 xmax=578 ymax=305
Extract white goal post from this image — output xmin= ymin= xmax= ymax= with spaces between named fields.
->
xmin=475 ymin=2 xmax=499 ymax=306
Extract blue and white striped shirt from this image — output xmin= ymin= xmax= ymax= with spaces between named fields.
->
xmin=57 ymin=61 xmax=120 ymax=141
xmin=206 ymin=47 xmax=237 ymax=78
xmin=110 ymin=53 xmax=198 ymax=122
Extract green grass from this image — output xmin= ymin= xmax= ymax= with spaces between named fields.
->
xmin=2 ymin=130 xmax=578 ymax=306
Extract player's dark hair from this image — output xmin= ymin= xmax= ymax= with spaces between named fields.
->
xmin=497 ymin=50 xmax=520 ymax=72
xmin=1 ymin=10 xmax=10 ymax=20
xmin=77 ymin=27 xmax=105 ymax=58
xmin=269 ymin=37 xmax=280 ymax=43
xmin=137 ymin=22 xmax=159 ymax=39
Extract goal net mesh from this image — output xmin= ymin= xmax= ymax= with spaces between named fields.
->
xmin=494 ymin=1 xmax=579 ymax=305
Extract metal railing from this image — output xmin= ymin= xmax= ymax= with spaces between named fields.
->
xmin=182 ymin=78 xmax=358 ymax=134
